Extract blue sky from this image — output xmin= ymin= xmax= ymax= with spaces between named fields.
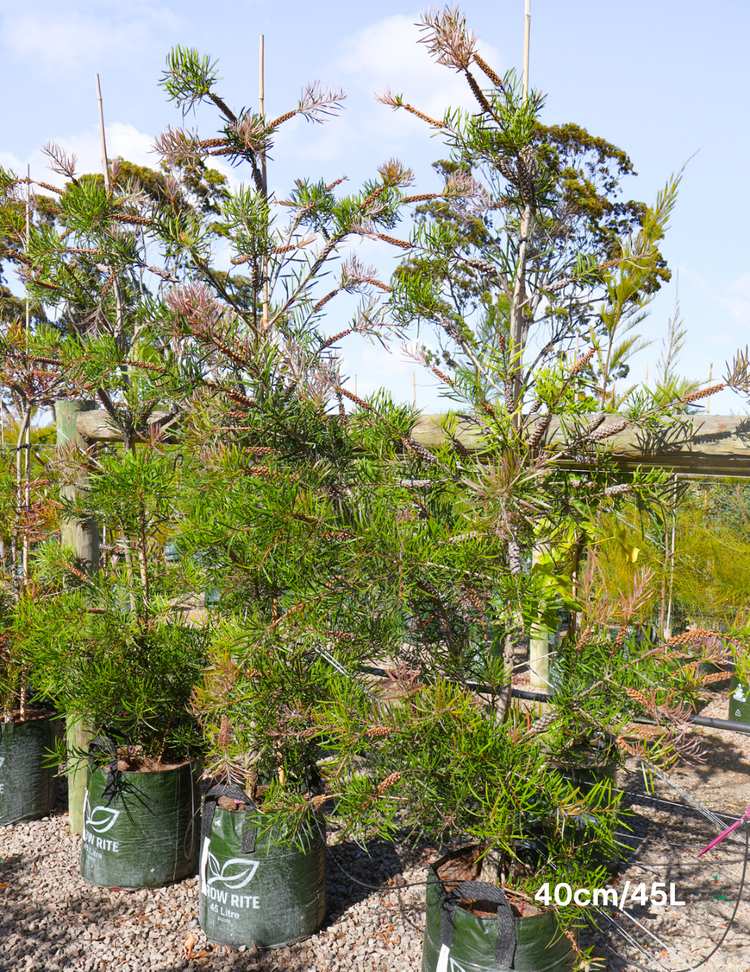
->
xmin=2 ymin=1 xmax=748 ymax=413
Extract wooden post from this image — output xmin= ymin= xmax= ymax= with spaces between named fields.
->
xmin=56 ymin=400 xmax=99 ymax=834
xmin=529 ymin=539 xmax=551 ymax=689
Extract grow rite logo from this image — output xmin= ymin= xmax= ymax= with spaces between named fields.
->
xmin=200 ymin=838 xmax=262 ymax=914
xmin=82 ymin=796 xmax=122 ymax=853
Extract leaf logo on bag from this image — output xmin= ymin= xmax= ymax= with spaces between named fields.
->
xmin=206 ymin=849 xmax=260 ymax=890
xmin=85 ymin=804 xmax=121 ymax=835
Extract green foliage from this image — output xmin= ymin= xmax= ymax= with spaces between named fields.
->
xmin=1 ymin=13 xmax=739 ymax=944
xmin=20 ymin=590 xmax=206 ymax=759
xmin=21 ymin=442 xmax=209 ymax=759
xmin=161 ymin=47 xmax=221 ymax=115
xmin=389 ymin=19 xmax=677 ymax=415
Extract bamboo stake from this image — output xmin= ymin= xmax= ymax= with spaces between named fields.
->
xmin=664 ymin=474 xmax=677 ymax=639
xmin=259 ymin=36 xmax=270 ymax=332
xmin=23 ymin=166 xmax=31 ymax=590
xmin=522 ymin=0 xmax=531 ymax=102
xmin=529 ymin=539 xmax=551 ymax=689
xmin=25 ymin=165 xmax=30 ymax=340
xmin=95 ymin=74 xmax=125 ymax=346
xmin=96 ymin=75 xmax=110 ymax=191
xmin=512 ymin=1 xmax=532 ymax=426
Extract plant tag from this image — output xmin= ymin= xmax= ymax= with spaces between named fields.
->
xmin=436 ymin=944 xmax=450 ymax=972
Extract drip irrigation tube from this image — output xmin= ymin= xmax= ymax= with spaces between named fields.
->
xmin=511 ymin=687 xmax=750 ymax=735
xmin=360 ymin=667 xmax=750 ymax=735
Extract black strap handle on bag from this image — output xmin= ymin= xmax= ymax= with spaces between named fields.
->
xmin=202 ymin=781 xmax=257 ymax=854
xmin=440 ymin=880 xmax=516 ymax=969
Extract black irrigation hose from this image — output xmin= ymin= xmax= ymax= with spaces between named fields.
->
xmin=511 ymin=687 xmax=750 ymax=736
xmin=361 ymin=670 xmax=750 ymax=738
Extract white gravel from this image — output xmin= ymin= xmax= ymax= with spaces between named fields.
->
xmin=0 ymin=814 xmax=427 ymax=972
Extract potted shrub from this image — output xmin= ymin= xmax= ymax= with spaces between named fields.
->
xmin=26 ymin=444 xmax=208 ymax=888
xmin=190 ymin=620 xmax=333 ymax=948
xmin=131 ymin=39 xmax=427 ymax=947
xmin=0 ymin=347 xmax=61 ymax=826
xmin=0 ymin=600 xmax=58 ymax=827
xmin=313 ymin=672 xmax=623 ymax=972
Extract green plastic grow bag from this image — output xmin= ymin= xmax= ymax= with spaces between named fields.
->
xmin=199 ymin=783 xmax=326 ymax=949
xmin=0 ymin=714 xmax=57 ymax=826
xmin=80 ymin=761 xmax=199 ymax=888
xmin=728 ymin=678 xmax=750 ymax=724
xmin=421 ymin=849 xmax=576 ymax=972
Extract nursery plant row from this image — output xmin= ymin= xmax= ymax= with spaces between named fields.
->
xmin=3 ymin=7 xmax=750 ymax=970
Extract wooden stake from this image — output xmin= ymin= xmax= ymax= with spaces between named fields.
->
xmin=522 ymin=0 xmax=531 ymax=102
xmin=707 ymin=363 xmax=713 ymax=414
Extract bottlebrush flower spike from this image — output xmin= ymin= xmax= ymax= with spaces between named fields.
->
xmin=377 ymin=772 xmax=402 ymax=794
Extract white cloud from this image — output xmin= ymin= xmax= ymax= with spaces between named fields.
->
xmin=0 ymin=150 xmax=22 ymax=173
xmin=704 ymin=272 xmax=750 ymax=337
xmin=340 ymin=337 xmax=444 ymax=412
xmin=14 ymin=123 xmax=155 ymax=182
xmin=729 ymin=272 xmax=750 ymax=299
xmin=5 ymin=122 xmax=243 ymax=201
xmin=1 ymin=2 xmax=178 ymax=73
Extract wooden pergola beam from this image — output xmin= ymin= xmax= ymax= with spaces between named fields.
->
xmin=76 ymin=408 xmax=750 ymax=477
xmin=75 ymin=409 xmax=173 ymax=442
xmin=411 ymin=413 xmax=750 ymax=478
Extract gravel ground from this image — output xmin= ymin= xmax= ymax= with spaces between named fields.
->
xmin=0 ymin=813 xmax=429 ymax=972
xmin=579 ymin=693 xmax=750 ymax=971
xmin=3 ymin=691 xmax=750 ymax=971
